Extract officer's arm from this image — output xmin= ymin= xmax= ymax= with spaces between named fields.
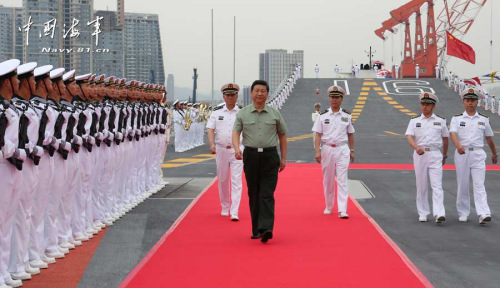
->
xmin=442 ymin=137 xmax=449 ymax=159
xmin=348 ymin=133 xmax=355 ymax=163
xmin=406 ymin=135 xmax=419 ymax=151
xmin=208 ymin=128 xmax=216 ymax=154
xmin=314 ymin=132 xmax=322 ymax=151
xmin=278 ymin=133 xmax=287 ymax=172
xmin=485 ymin=136 xmax=498 ymax=163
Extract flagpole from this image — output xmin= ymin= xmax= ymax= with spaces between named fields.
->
xmin=211 ymin=9 xmax=214 ymax=108
xmin=490 ymin=0 xmax=493 ymax=70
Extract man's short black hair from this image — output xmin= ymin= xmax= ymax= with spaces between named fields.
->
xmin=251 ymin=80 xmax=269 ymax=92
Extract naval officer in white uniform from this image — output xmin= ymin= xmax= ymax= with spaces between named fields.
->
xmin=312 ymin=86 xmax=355 ymax=219
xmin=405 ymin=92 xmax=448 ymax=223
xmin=450 ymin=88 xmax=497 ymax=224
xmin=206 ymin=83 xmax=243 ymax=221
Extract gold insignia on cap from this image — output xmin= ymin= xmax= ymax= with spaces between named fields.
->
xmin=424 ymin=93 xmax=429 ymax=98
xmin=469 ymin=88 xmax=474 ymax=93
xmin=333 ymin=86 xmax=338 ymax=91
xmin=228 ymin=84 xmax=233 ymax=89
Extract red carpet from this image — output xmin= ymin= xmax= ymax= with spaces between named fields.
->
xmin=120 ymin=164 xmax=432 ymax=288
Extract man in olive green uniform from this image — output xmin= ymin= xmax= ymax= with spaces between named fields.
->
xmin=232 ymin=80 xmax=288 ymax=243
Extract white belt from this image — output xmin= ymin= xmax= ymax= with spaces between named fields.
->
xmin=423 ymin=147 xmax=440 ymax=152
xmin=464 ymin=147 xmax=483 ymax=151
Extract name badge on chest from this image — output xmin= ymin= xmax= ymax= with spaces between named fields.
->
xmin=433 ymin=122 xmax=441 ymax=126
xmin=218 ymin=116 xmax=224 ymax=120
xmin=478 ymin=122 xmax=485 ymax=126
xmin=341 ymin=117 xmax=348 ymax=123
xmin=416 ymin=123 xmax=421 ymax=127
xmin=324 ymin=119 xmax=330 ymax=125
xmin=460 ymin=121 xmax=466 ymax=127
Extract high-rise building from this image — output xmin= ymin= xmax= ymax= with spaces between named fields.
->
xmin=167 ymin=74 xmax=175 ymax=99
xmin=124 ymin=12 xmax=165 ymax=85
xmin=21 ymin=0 xmax=93 ymax=72
xmin=0 ymin=6 xmax=15 ymax=62
xmin=93 ymin=10 xmax=124 ymax=77
xmin=259 ymin=49 xmax=303 ymax=93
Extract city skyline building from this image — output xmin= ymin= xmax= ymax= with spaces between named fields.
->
xmin=259 ymin=49 xmax=303 ymax=93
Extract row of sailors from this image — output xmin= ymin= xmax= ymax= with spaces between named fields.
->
xmin=172 ymin=101 xmax=206 ymax=152
xmin=267 ymin=67 xmax=300 ymax=110
xmin=0 ymin=59 xmax=170 ymax=288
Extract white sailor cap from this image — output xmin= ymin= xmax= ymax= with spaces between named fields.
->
xmin=75 ymin=73 xmax=92 ymax=83
xmin=419 ymin=92 xmax=438 ymax=104
xmin=221 ymin=83 xmax=240 ymax=94
xmin=327 ymin=85 xmax=346 ymax=97
xmin=17 ymin=62 xmax=37 ymax=78
xmin=34 ymin=65 xmax=53 ymax=79
xmin=0 ymin=59 xmax=21 ymax=79
xmin=63 ymin=70 xmax=76 ymax=83
xmin=50 ymin=68 xmax=65 ymax=80
xmin=461 ymin=88 xmax=480 ymax=100
xmin=104 ymin=76 xmax=115 ymax=86
xmin=125 ymin=80 xmax=135 ymax=87
xmin=314 ymin=102 xmax=321 ymax=108
xmin=95 ymin=74 xmax=105 ymax=85
xmin=173 ymin=99 xmax=179 ymax=106
xmin=187 ymin=103 xmax=193 ymax=106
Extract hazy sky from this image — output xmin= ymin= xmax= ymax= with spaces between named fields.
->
xmin=2 ymin=0 xmax=499 ymax=96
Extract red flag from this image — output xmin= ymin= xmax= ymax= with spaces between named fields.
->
xmin=446 ymin=31 xmax=476 ymax=64
xmin=472 ymin=77 xmax=481 ymax=86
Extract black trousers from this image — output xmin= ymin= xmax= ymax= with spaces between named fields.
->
xmin=243 ymin=147 xmax=280 ymax=235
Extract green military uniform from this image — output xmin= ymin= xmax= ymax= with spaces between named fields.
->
xmin=233 ymin=104 xmax=287 ymax=238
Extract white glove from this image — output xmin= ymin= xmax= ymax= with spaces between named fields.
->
xmin=14 ymin=148 xmax=27 ymax=161
xmin=33 ymin=146 xmax=44 ymax=157
xmin=73 ymin=135 xmax=83 ymax=146
xmin=89 ymin=136 xmax=96 ymax=145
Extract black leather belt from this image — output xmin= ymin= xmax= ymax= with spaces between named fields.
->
xmin=244 ymin=146 xmax=276 ymax=152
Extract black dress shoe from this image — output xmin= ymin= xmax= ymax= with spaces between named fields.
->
xmin=260 ymin=230 xmax=273 ymax=243
xmin=250 ymin=234 xmax=261 ymax=239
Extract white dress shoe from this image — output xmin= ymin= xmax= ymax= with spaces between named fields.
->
xmin=221 ymin=211 xmax=229 ymax=216
xmin=323 ymin=208 xmax=332 ymax=215
xmin=0 ymin=283 xmax=12 ymax=288
xmin=58 ymin=246 xmax=70 ymax=254
xmin=74 ymin=235 xmax=89 ymax=242
xmin=435 ymin=215 xmax=446 ymax=223
xmin=30 ymin=259 xmax=48 ymax=269
xmin=25 ymin=266 xmax=40 ymax=275
xmin=338 ymin=212 xmax=349 ymax=219
xmin=459 ymin=216 xmax=468 ymax=222
xmin=4 ymin=277 xmax=22 ymax=288
xmin=103 ymin=220 xmax=113 ymax=226
xmin=86 ymin=228 xmax=99 ymax=235
xmin=70 ymin=239 xmax=83 ymax=246
xmin=41 ymin=255 xmax=56 ymax=264
xmin=479 ymin=214 xmax=492 ymax=224
xmin=230 ymin=214 xmax=239 ymax=221
xmin=419 ymin=216 xmax=427 ymax=222
xmin=11 ymin=271 xmax=31 ymax=280
xmin=95 ymin=221 xmax=106 ymax=228
xmin=59 ymin=242 xmax=75 ymax=250
xmin=92 ymin=224 xmax=102 ymax=231
xmin=46 ymin=251 xmax=65 ymax=259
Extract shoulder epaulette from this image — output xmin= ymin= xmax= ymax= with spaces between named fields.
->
xmin=453 ymin=113 xmax=462 ymax=117
xmin=213 ymin=106 xmax=223 ymax=111
xmin=436 ymin=114 xmax=445 ymax=120
xmin=320 ymin=109 xmax=329 ymax=115
xmin=478 ymin=112 xmax=489 ymax=118
xmin=411 ymin=115 xmax=420 ymax=119
xmin=342 ymin=108 xmax=351 ymax=115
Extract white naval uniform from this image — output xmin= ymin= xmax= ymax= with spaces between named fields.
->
xmin=206 ymin=105 xmax=243 ymax=216
xmin=435 ymin=66 xmax=440 ymax=79
xmin=9 ymin=97 xmax=43 ymax=274
xmin=394 ymin=65 xmax=400 ymax=79
xmin=415 ymin=65 xmax=420 ymax=79
xmin=173 ymin=109 xmax=184 ymax=152
xmin=312 ymin=111 xmax=320 ymax=147
xmin=354 ymin=65 xmax=360 ymax=78
xmin=0 ymin=102 xmax=23 ymax=285
xmin=440 ymin=67 xmax=445 ymax=81
xmin=450 ymin=111 xmax=493 ymax=217
xmin=315 ymin=65 xmax=319 ymax=79
xmin=312 ymin=107 xmax=355 ymax=213
xmin=334 ymin=66 xmax=340 ymax=78
xmin=405 ymin=114 xmax=449 ymax=218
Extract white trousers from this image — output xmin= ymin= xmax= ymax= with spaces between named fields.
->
xmin=71 ymin=149 xmax=91 ymax=238
xmin=9 ymin=162 xmax=38 ymax=273
xmin=454 ymin=149 xmax=491 ymax=217
xmin=29 ymin=154 xmax=54 ymax=262
xmin=215 ymin=146 xmax=243 ymax=216
xmin=0 ymin=161 xmax=21 ymax=283
xmin=413 ymin=151 xmax=446 ymax=217
xmin=321 ymin=145 xmax=350 ymax=213
xmin=44 ymin=154 xmax=67 ymax=254
xmin=58 ymin=152 xmax=79 ymax=244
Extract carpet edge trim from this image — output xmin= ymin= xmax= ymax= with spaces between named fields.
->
xmin=117 ymin=177 xmax=218 ymax=288
xmin=350 ymin=196 xmax=434 ymax=288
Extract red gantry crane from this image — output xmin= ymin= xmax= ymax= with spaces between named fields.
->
xmin=374 ymin=0 xmax=488 ymax=78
